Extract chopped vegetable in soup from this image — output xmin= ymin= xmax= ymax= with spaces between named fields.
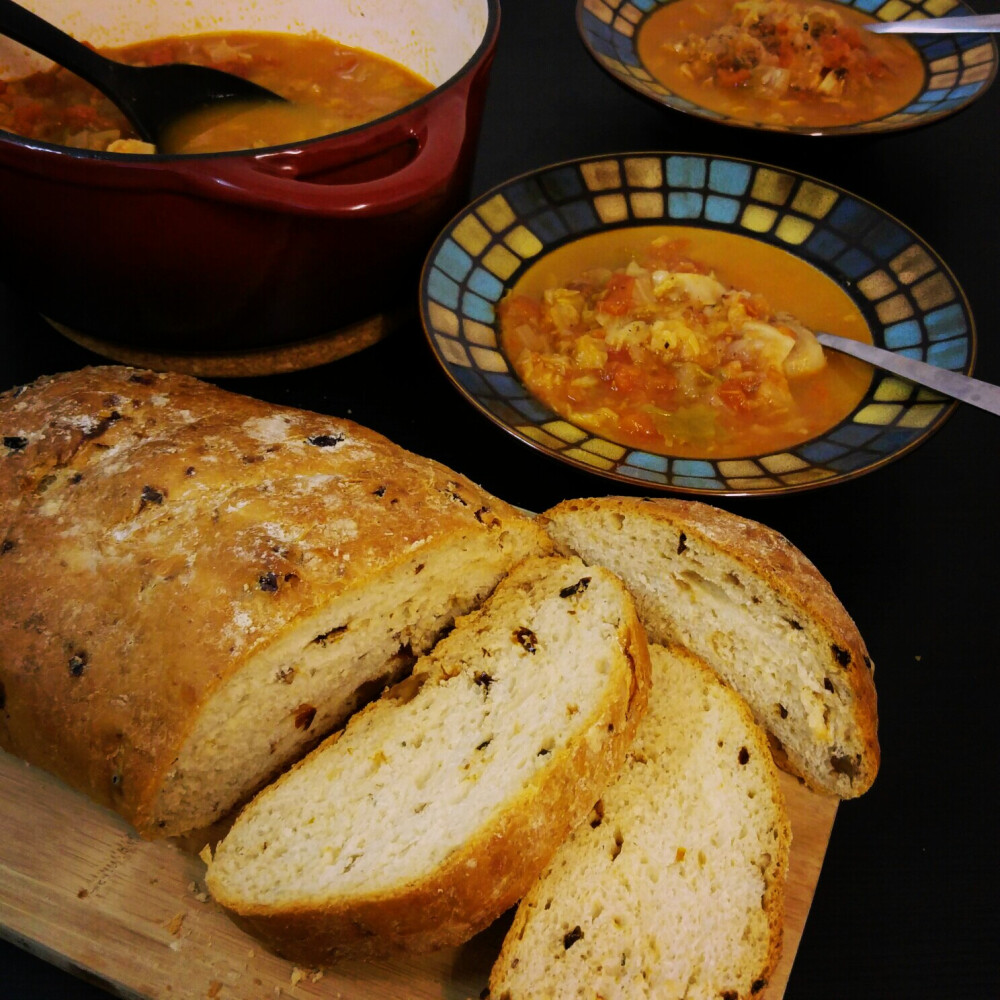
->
xmin=0 ymin=31 xmax=433 ymax=154
xmin=499 ymin=228 xmax=873 ymax=459
xmin=637 ymin=0 xmax=925 ymax=128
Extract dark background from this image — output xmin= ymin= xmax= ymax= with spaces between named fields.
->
xmin=2 ymin=0 xmax=999 ymax=996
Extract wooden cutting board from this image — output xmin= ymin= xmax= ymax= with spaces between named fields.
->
xmin=0 ymin=749 xmax=835 ymax=1000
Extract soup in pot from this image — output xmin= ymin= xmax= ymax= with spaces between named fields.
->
xmin=0 ymin=31 xmax=433 ymax=154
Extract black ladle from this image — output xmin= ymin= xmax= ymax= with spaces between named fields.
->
xmin=0 ymin=0 xmax=285 ymax=147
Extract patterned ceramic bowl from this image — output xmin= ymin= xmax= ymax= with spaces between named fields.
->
xmin=576 ymin=0 xmax=997 ymax=136
xmin=420 ymin=152 xmax=975 ymax=496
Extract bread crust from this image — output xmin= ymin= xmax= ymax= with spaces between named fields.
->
xmin=538 ymin=496 xmax=879 ymax=797
xmin=206 ymin=559 xmax=652 ymax=963
xmin=0 ymin=366 xmax=551 ymax=837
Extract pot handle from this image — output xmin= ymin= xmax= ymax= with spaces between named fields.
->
xmin=173 ymin=89 xmax=469 ymax=218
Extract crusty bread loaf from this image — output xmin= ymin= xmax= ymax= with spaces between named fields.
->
xmin=205 ymin=554 xmax=651 ymax=963
xmin=489 ymin=642 xmax=791 ymax=1000
xmin=537 ymin=497 xmax=878 ymax=797
xmin=0 ymin=366 xmax=552 ymax=838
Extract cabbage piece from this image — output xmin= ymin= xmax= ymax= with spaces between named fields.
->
xmin=778 ymin=317 xmax=828 ymax=378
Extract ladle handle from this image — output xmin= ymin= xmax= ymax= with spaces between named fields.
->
xmin=0 ymin=0 xmax=152 ymax=138
xmin=0 ymin=1 xmax=120 ymax=91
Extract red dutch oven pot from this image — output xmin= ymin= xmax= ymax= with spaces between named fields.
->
xmin=0 ymin=0 xmax=500 ymax=358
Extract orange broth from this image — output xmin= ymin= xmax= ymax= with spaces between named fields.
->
xmin=0 ymin=31 xmax=433 ymax=154
xmin=499 ymin=227 xmax=873 ymax=459
xmin=636 ymin=0 xmax=926 ymax=129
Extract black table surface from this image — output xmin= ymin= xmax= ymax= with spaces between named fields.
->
xmin=3 ymin=2 xmax=999 ymax=997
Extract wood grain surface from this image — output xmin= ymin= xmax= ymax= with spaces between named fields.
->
xmin=0 ymin=749 xmax=836 ymax=1000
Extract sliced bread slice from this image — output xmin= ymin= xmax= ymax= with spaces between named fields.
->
xmin=538 ymin=497 xmax=878 ymax=797
xmin=205 ymin=554 xmax=651 ymax=963
xmin=489 ymin=643 xmax=791 ymax=1000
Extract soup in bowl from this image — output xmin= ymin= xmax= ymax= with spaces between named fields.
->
xmin=498 ymin=226 xmax=874 ymax=460
xmin=636 ymin=0 xmax=927 ymax=131
xmin=0 ymin=0 xmax=499 ymax=363
xmin=576 ymin=0 xmax=998 ymax=136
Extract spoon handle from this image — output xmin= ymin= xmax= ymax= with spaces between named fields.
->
xmin=0 ymin=0 xmax=148 ymax=135
xmin=865 ymin=13 xmax=1000 ymax=33
xmin=816 ymin=332 xmax=1000 ymax=417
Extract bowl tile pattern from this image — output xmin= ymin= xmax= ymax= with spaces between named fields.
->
xmin=421 ymin=153 xmax=974 ymax=495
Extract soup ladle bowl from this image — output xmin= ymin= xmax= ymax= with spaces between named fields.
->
xmin=0 ymin=0 xmax=284 ymax=147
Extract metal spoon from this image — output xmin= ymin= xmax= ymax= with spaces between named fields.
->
xmin=816 ymin=332 xmax=1000 ymax=417
xmin=865 ymin=13 xmax=1000 ymax=34
xmin=0 ymin=0 xmax=285 ymax=148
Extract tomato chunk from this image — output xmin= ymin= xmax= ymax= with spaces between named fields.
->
xmin=597 ymin=274 xmax=636 ymax=316
xmin=718 ymin=379 xmax=754 ymax=412
xmin=715 ymin=66 xmax=751 ymax=87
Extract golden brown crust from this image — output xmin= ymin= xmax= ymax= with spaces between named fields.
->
xmin=538 ymin=496 xmax=879 ymax=797
xmin=209 ymin=569 xmax=652 ymax=964
xmin=0 ymin=366 xmax=551 ymax=837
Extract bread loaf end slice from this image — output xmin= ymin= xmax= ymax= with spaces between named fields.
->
xmin=205 ymin=554 xmax=651 ymax=962
xmin=538 ymin=497 xmax=878 ymax=797
xmin=0 ymin=366 xmax=552 ymax=838
xmin=489 ymin=643 xmax=791 ymax=1000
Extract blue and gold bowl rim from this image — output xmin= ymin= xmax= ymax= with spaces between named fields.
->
xmin=420 ymin=152 xmax=974 ymax=496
